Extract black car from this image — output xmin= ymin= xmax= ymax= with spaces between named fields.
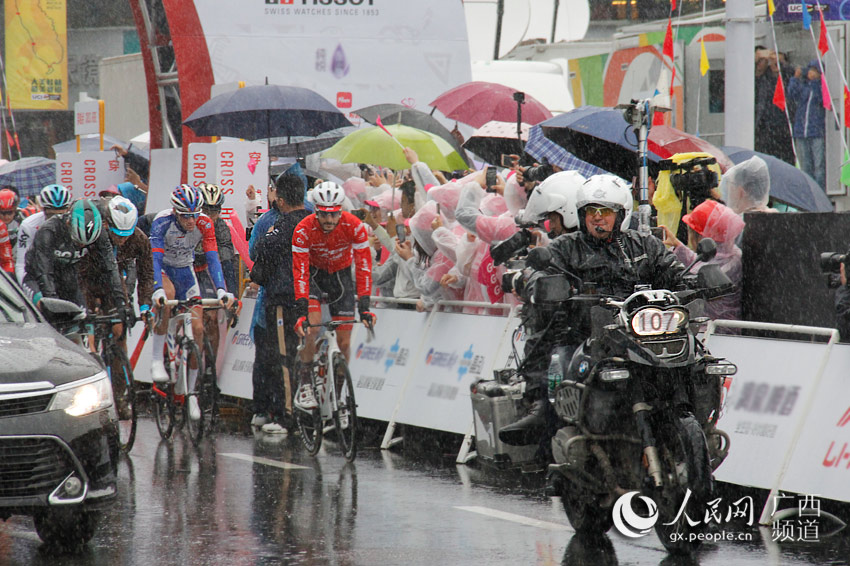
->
xmin=0 ymin=272 xmax=118 ymax=547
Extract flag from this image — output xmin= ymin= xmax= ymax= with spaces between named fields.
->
xmin=841 ymin=150 xmax=850 ymax=186
xmin=768 ymin=0 xmax=776 ymax=16
xmin=822 ymin=75 xmax=832 ymax=110
xmin=662 ymin=19 xmax=674 ymax=61
xmin=375 ymin=115 xmax=392 ymax=138
xmin=699 ymin=39 xmax=710 ymax=76
xmin=844 ymin=86 xmax=850 ymax=128
xmin=4 ymin=131 xmax=14 ymax=149
xmin=819 ymin=11 xmax=830 ymax=55
xmin=773 ymin=75 xmax=786 ymax=111
xmin=671 ymin=0 xmax=676 ymax=10
xmin=802 ymin=0 xmax=811 ymax=29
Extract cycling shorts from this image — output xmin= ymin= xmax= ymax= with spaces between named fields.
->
xmin=164 ymin=264 xmax=201 ymax=300
xmin=308 ymin=267 xmax=354 ymax=319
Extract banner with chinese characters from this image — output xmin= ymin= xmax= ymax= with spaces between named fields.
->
xmin=55 ymin=151 xmax=125 ymax=199
xmin=214 ymin=141 xmax=268 ymax=229
xmin=4 ymin=0 xmax=68 ymax=110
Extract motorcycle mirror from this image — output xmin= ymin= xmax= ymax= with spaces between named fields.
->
xmin=527 ymin=246 xmax=552 ymax=271
xmin=695 ymin=238 xmax=718 ymax=263
xmin=38 ymin=297 xmax=86 ymax=325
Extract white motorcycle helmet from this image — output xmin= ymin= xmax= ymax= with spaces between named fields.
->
xmin=519 ymin=171 xmax=586 ymax=230
xmin=576 ymin=174 xmax=633 ymax=235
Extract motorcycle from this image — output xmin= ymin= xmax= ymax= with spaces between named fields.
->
xmin=523 ymin=239 xmax=736 ymax=554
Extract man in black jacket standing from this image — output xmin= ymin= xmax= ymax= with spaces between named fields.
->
xmin=250 ymin=175 xmax=311 ymax=434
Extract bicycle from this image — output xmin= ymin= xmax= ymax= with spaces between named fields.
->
xmin=151 ymin=298 xmax=237 ymax=445
xmin=295 ymin=314 xmax=372 ymax=462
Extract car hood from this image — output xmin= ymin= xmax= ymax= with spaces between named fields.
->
xmin=0 ymin=323 xmax=102 ymax=388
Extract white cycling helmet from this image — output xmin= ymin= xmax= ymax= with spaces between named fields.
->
xmin=107 ymin=195 xmax=138 ymax=237
xmin=576 ymin=174 xmax=633 ymax=235
xmin=312 ymin=181 xmax=345 ymax=212
xmin=520 ymin=171 xmax=585 ymax=230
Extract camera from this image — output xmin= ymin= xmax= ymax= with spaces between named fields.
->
xmin=523 ymin=163 xmax=554 ymax=183
xmin=501 ymin=267 xmax=528 ymax=295
xmin=659 ymin=156 xmax=719 ymax=209
xmin=820 ymin=251 xmax=850 ymax=288
xmin=490 ymin=228 xmax=534 ymax=266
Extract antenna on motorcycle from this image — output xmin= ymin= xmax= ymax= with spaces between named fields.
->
xmin=682 ymin=238 xmax=718 ymax=275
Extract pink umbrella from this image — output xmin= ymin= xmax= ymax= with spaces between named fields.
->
xmin=648 ymin=125 xmax=734 ymax=172
xmin=429 ymin=81 xmax=553 ymax=129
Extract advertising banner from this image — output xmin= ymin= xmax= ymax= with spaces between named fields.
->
xmin=55 ymin=152 xmax=125 ymax=199
xmin=773 ymin=1 xmax=850 ymax=22
xmin=217 ymin=297 xmax=257 ymax=399
xmin=4 ymin=0 xmax=68 ymax=110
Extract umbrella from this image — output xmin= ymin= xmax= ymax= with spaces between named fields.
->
xmin=322 ymin=124 xmax=467 ymax=171
xmin=268 ymin=126 xmax=357 ymax=158
xmin=721 ymin=146 xmax=833 ymax=212
xmin=429 ymin=81 xmax=553 ymax=129
xmin=183 ymin=84 xmax=352 ymax=140
xmin=0 ymin=157 xmax=56 ymax=198
xmin=540 ymin=106 xmax=732 ymax=181
xmin=354 ymin=103 xmax=470 ymax=165
xmin=463 ymin=121 xmax=529 ymax=166
xmin=525 ymin=125 xmax=609 ymax=178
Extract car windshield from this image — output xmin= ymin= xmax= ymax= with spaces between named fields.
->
xmin=0 ymin=274 xmax=37 ymax=323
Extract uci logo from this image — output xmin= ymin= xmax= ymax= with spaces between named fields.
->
xmin=612 ymin=491 xmax=659 ymax=538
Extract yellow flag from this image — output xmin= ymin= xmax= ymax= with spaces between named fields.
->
xmin=768 ymin=0 xmax=776 ymax=16
xmin=700 ymin=39 xmax=710 ymax=76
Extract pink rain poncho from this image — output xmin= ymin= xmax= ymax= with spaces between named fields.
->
xmin=406 ymin=201 xmax=463 ymax=308
xmin=673 ymin=199 xmax=745 ymax=321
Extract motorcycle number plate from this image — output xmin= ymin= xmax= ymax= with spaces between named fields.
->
xmin=631 ymin=307 xmax=685 ymax=336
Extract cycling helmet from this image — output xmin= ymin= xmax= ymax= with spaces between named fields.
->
xmin=39 ymin=184 xmax=72 ymax=210
xmin=171 ymin=184 xmax=204 ymax=214
xmin=69 ymin=199 xmax=103 ymax=246
xmin=106 ymin=196 xmax=138 ymax=237
xmin=0 ymin=189 xmax=17 ymax=211
xmin=576 ymin=174 xmax=633 ymax=235
xmin=520 ymin=171 xmax=585 ymax=230
xmin=199 ymin=183 xmax=224 ymax=208
xmin=312 ymin=181 xmax=345 ymax=212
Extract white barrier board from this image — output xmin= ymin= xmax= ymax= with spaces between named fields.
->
xmin=217 ymin=297 xmax=256 ymax=399
xmin=708 ymin=335 xmax=828 ymax=490
xmin=394 ymin=311 xmax=515 ymax=435
xmin=347 ymin=308 xmax=431 ymax=422
xmin=780 ymin=343 xmax=850 ymax=501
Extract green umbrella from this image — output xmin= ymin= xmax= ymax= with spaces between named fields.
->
xmin=321 ymin=123 xmax=467 ymax=171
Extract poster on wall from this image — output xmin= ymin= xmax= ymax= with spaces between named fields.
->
xmin=4 ymin=0 xmax=68 ymax=110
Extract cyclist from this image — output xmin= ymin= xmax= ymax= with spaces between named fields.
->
xmin=16 ymin=184 xmax=72 ymax=289
xmin=0 ymin=187 xmax=27 ymax=253
xmin=24 ymin=199 xmax=128 ymax=316
xmin=292 ymin=181 xmax=376 ymax=410
xmin=149 ymin=185 xmax=233 ymax=422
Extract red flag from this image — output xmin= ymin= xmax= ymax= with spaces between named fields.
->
xmin=773 ymin=74 xmax=786 ymax=111
xmin=662 ymin=19 xmax=674 ymax=61
xmin=376 ymin=115 xmax=393 ymax=138
xmin=13 ymin=134 xmax=19 ymax=151
xmin=671 ymin=0 xmax=676 ymax=10
xmin=819 ymin=11 xmax=830 ymax=55
xmin=652 ymin=110 xmax=666 ymax=126
xmin=4 ymin=131 xmax=14 ymax=149
xmin=844 ymin=86 xmax=850 ymax=128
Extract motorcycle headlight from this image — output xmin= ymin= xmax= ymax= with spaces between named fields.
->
xmin=599 ymin=368 xmax=630 ymax=382
xmin=706 ymin=362 xmax=737 ymax=376
xmin=631 ymin=307 xmax=687 ymax=336
xmin=49 ymin=373 xmax=113 ymax=417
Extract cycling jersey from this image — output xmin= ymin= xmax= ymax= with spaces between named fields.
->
xmin=16 ymin=212 xmax=46 ymax=285
xmin=149 ymin=210 xmax=225 ymax=292
xmin=0 ymin=221 xmax=13 ymax=274
xmin=291 ymin=211 xmax=371 ymax=301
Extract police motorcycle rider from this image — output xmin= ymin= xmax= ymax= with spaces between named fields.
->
xmin=499 ymin=174 xmax=689 ymax=447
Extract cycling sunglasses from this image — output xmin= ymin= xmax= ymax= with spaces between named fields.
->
xmin=178 ymin=212 xmax=200 ymax=219
xmin=316 ymin=210 xmax=341 ymax=218
xmin=585 ymin=206 xmax=615 ymax=217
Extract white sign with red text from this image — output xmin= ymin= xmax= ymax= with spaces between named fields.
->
xmin=55 ymin=151 xmax=125 ymax=199
xmin=215 ymin=141 xmax=268 ymax=228
xmin=74 ymin=101 xmax=101 ymax=136
xmin=187 ymin=143 xmax=218 ymax=189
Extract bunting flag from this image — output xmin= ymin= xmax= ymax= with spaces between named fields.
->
xmin=844 ymin=86 xmax=850 ymax=128
xmin=773 ymin=74 xmax=786 ymax=111
xmin=819 ymin=11 xmax=830 ymax=55
xmin=822 ymin=75 xmax=833 ymax=110
xmin=671 ymin=0 xmax=676 ymax=10
xmin=662 ymin=19 xmax=674 ymax=61
xmin=652 ymin=17 xmax=676 ymax=126
xmin=699 ymin=39 xmax=710 ymax=76
xmin=768 ymin=0 xmax=776 ymax=16
xmin=802 ymin=0 xmax=811 ymax=30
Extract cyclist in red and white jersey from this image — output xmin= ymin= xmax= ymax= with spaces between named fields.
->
xmin=292 ymin=181 xmax=375 ymax=410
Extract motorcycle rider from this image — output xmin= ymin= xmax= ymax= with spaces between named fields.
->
xmin=500 ymin=174 xmax=690 ymax=446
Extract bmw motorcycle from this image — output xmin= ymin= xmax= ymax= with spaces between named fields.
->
xmin=523 ymin=240 xmax=736 ymax=554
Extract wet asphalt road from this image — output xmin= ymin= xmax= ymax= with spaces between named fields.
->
xmin=1 ymin=418 xmax=850 ymax=566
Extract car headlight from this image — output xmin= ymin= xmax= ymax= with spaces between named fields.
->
xmin=49 ymin=373 xmax=113 ymax=417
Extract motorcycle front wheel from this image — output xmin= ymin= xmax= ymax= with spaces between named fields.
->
xmin=561 ymin=481 xmax=614 ymax=536
xmin=653 ymin=414 xmax=714 ymax=555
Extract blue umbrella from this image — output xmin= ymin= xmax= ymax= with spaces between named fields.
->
xmin=183 ymin=84 xmax=352 ymax=140
xmin=0 ymin=157 xmax=56 ymax=198
xmin=721 ymin=146 xmax=833 ymax=212
xmin=525 ymin=125 xmax=609 ymax=178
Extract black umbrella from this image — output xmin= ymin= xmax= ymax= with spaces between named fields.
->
xmin=353 ymin=103 xmax=470 ymax=167
xmin=268 ymin=126 xmax=356 ymax=158
xmin=183 ymin=84 xmax=352 ymax=140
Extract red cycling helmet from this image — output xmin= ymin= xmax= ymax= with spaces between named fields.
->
xmin=0 ymin=189 xmax=17 ymax=211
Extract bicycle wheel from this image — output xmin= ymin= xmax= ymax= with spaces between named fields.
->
xmin=333 ymin=353 xmax=357 ymax=462
xmin=152 ymin=383 xmax=175 ymax=441
xmin=202 ymin=336 xmax=220 ymax=429
xmin=296 ymin=360 xmax=323 ymax=456
xmin=106 ymin=346 xmax=137 ymax=453
xmin=183 ymin=341 xmax=206 ymax=445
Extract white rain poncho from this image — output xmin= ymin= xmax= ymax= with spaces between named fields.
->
xmin=721 ymin=156 xmax=771 ymax=214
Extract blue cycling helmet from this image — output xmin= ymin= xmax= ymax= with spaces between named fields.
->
xmin=39 ymin=184 xmax=72 ymax=210
xmin=170 ymin=184 xmax=204 ymax=214
xmin=68 ymin=199 xmax=103 ymax=246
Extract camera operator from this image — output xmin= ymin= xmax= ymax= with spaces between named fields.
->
xmin=655 ymin=153 xmax=723 ymax=244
